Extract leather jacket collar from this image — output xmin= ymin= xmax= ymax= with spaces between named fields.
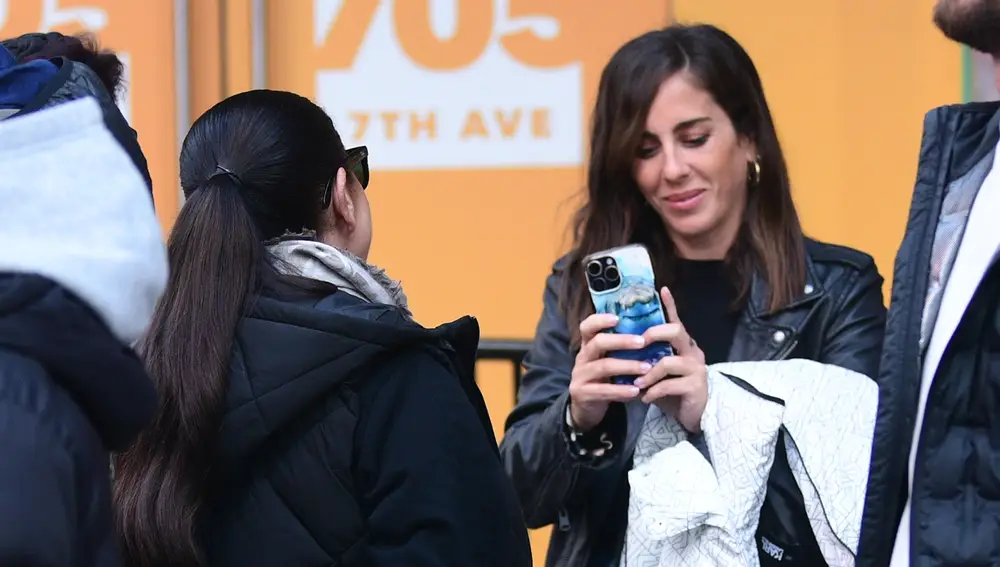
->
xmin=729 ymin=254 xmax=825 ymax=363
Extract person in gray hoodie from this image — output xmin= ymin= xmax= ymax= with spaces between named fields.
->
xmin=0 ymin=95 xmax=167 ymax=565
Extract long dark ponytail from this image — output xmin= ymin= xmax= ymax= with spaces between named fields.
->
xmin=113 ymin=90 xmax=347 ymax=567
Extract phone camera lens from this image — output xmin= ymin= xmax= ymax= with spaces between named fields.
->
xmin=591 ymin=277 xmax=608 ymax=292
xmin=587 ymin=260 xmax=603 ymax=277
xmin=604 ymin=266 xmax=620 ymax=282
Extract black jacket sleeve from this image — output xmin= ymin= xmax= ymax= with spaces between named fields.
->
xmin=355 ymin=347 xmax=532 ymax=567
xmin=498 ymin=264 xmax=627 ymax=529
xmin=818 ymin=258 xmax=887 ymax=378
xmin=0 ymin=393 xmax=75 ymax=565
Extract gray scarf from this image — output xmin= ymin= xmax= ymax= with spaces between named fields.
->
xmin=267 ymin=239 xmax=410 ymax=316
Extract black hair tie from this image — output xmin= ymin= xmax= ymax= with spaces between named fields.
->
xmin=211 ymin=165 xmax=243 ymax=186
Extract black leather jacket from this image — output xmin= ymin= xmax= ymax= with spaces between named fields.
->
xmin=499 ymin=238 xmax=887 ymax=567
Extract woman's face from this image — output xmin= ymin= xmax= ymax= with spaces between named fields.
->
xmin=632 ymin=72 xmax=755 ymax=260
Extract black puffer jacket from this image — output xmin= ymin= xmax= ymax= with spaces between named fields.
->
xmin=0 ymin=275 xmax=156 ymax=567
xmin=500 ymin=238 xmax=887 ymax=566
xmin=857 ymin=102 xmax=1000 ymax=567
xmin=199 ymin=291 xmax=533 ymax=567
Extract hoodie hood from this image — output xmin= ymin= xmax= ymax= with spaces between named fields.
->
xmin=216 ymin=292 xmax=481 ymax=472
xmin=0 ymin=96 xmax=167 ymax=344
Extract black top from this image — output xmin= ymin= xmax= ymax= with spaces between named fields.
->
xmin=589 ymin=259 xmax=738 ymax=567
xmin=672 ymin=259 xmax=739 ymax=364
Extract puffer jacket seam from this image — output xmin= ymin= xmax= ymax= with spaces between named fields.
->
xmin=264 ymin=476 xmax=337 ymax=562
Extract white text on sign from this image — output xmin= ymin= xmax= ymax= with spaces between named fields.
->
xmin=348 ymin=108 xmax=551 ymax=142
xmin=314 ymin=0 xmax=582 ymax=170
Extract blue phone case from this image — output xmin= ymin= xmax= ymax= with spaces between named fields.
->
xmin=584 ymin=244 xmax=674 ymax=385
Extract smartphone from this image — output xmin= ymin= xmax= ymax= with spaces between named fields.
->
xmin=583 ymin=244 xmax=674 ymax=385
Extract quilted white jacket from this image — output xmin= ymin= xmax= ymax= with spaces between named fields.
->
xmin=620 ymin=359 xmax=878 ymax=567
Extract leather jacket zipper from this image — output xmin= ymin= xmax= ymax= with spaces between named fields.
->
xmin=770 ymin=338 xmax=799 ymax=361
xmin=557 ymin=507 xmax=571 ymax=531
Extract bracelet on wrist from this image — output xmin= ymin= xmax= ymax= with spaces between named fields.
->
xmin=565 ymin=404 xmax=614 ymax=458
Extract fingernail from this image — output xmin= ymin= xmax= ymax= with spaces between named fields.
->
xmin=634 ymin=379 xmax=645 ymax=388
xmin=627 ymin=386 xmax=640 ymax=396
xmin=634 ymin=336 xmax=646 ymax=346
xmin=639 ymin=363 xmax=652 ymax=372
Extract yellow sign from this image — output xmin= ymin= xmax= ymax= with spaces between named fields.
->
xmin=0 ymin=0 xmax=180 ymax=233
xmin=271 ymin=0 xmax=596 ymax=170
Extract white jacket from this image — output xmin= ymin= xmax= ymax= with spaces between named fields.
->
xmin=621 ymin=359 xmax=878 ymax=567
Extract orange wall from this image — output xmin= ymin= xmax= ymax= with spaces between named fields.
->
xmin=1 ymin=2 xmax=964 ymax=565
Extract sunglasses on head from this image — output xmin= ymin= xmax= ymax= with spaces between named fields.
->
xmin=321 ymin=145 xmax=369 ymax=207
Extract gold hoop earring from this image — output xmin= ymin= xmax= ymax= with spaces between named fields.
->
xmin=747 ymin=158 xmax=761 ymax=187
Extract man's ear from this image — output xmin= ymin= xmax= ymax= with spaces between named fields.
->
xmin=331 ymin=166 xmax=355 ymax=232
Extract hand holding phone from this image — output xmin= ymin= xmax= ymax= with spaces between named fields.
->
xmin=567 ymin=314 xmax=647 ymax=432
xmin=632 ymin=286 xmax=708 ymax=433
xmin=569 ymin=244 xmax=707 ymax=433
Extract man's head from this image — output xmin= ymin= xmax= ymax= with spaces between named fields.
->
xmin=933 ymin=0 xmax=1000 ymax=56
xmin=0 ymin=31 xmax=152 ymax=193
xmin=1 ymin=32 xmax=124 ymax=101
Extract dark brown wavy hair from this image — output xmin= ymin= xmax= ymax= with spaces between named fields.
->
xmin=563 ymin=23 xmax=805 ymax=343
xmin=1 ymin=32 xmax=125 ymax=98
xmin=112 ymin=90 xmax=346 ymax=567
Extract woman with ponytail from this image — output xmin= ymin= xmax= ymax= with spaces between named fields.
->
xmin=112 ymin=90 xmax=531 ymax=567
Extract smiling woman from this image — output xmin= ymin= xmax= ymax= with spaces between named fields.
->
xmin=633 ymin=74 xmax=754 ymax=260
xmin=565 ymin=24 xmax=806 ymax=329
xmin=499 ymin=23 xmax=888 ymax=567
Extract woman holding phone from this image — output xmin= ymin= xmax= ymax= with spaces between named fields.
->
xmin=500 ymin=24 xmax=886 ymax=567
